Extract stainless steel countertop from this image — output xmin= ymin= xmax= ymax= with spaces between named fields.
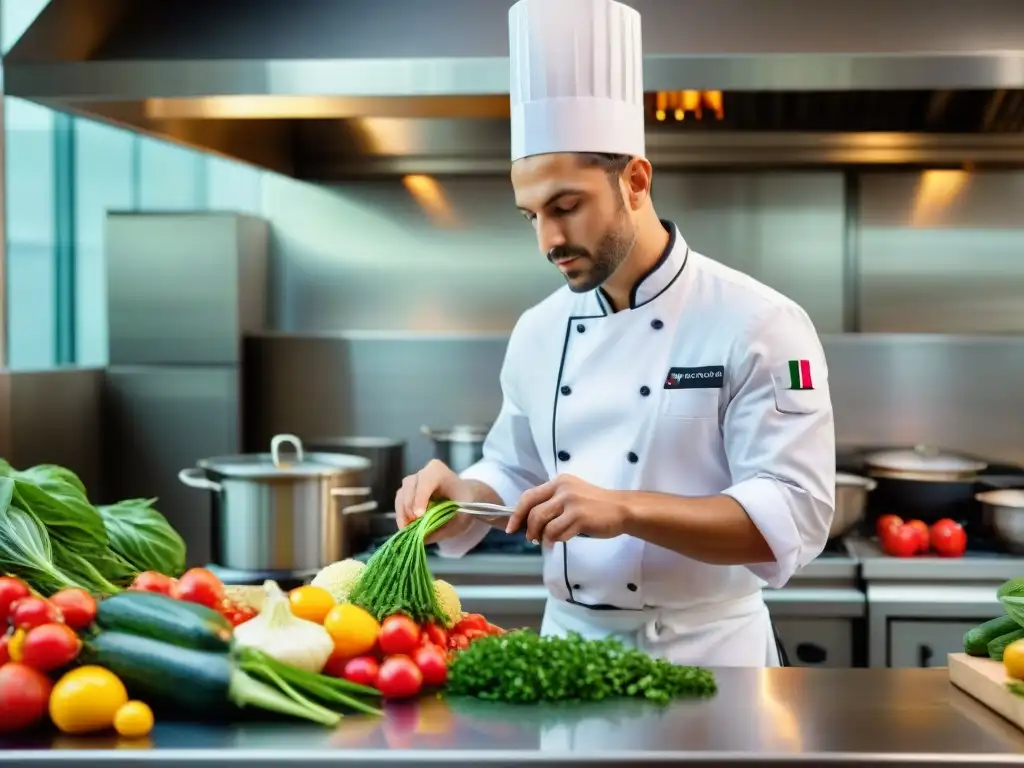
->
xmin=4 ymin=668 xmax=1024 ymax=766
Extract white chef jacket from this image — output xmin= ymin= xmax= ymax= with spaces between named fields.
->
xmin=440 ymin=220 xmax=836 ymax=665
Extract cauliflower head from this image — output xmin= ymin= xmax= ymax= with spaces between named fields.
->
xmin=433 ymin=579 xmax=462 ymax=628
xmin=311 ymin=558 xmax=366 ymax=603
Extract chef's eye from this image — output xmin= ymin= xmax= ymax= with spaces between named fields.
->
xmin=552 ymin=201 xmax=579 ymax=216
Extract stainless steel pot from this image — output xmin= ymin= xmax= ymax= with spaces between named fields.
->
xmin=178 ymin=434 xmax=378 ymax=572
xmin=306 ymin=436 xmax=405 ymax=513
xmin=832 ymin=473 xmax=876 ymax=539
xmin=421 ymin=424 xmax=489 ymax=474
xmin=977 ymin=489 xmax=1024 ymax=553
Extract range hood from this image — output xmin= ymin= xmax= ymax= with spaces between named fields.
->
xmin=7 ymin=0 xmax=1024 ymax=179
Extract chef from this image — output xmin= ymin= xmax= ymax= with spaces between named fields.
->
xmin=395 ymin=0 xmax=836 ymax=667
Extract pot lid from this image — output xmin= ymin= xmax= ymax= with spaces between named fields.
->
xmin=865 ymin=445 xmax=987 ymax=474
xmin=421 ymin=424 xmax=491 ymax=442
xmin=977 ymin=489 xmax=1024 ymax=508
xmin=197 ymin=434 xmax=370 ymax=479
xmin=836 ymin=472 xmax=875 ymax=487
xmin=306 ymin=436 xmax=406 ymax=450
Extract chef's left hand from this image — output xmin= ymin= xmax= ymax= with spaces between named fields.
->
xmin=506 ymin=474 xmax=628 ymax=545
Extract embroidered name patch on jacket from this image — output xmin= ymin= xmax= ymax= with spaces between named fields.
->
xmin=771 ymin=358 xmax=825 ymax=414
xmin=664 ymin=365 xmax=725 ymax=389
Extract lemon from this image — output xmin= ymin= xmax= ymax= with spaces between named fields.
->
xmin=1004 ymin=638 xmax=1024 ymax=680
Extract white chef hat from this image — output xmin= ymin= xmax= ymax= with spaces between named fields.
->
xmin=508 ymin=0 xmax=645 ymax=163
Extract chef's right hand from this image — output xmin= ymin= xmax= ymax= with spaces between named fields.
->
xmin=394 ymin=459 xmax=474 ymax=541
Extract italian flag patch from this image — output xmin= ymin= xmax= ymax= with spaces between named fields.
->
xmin=787 ymin=359 xmax=814 ymax=390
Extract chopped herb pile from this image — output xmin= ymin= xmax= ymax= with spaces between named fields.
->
xmin=447 ymin=630 xmax=717 ymax=705
xmin=348 ymin=500 xmax=459 ymax=625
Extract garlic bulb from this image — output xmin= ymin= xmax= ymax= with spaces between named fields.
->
xmin=232 ymin=580 xmax=334 ymax=674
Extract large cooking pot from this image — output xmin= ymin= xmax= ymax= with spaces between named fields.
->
xmin=178 ymin=434 xmax=377 ymax=572
xmin=832 ymin=473 xmax=876 ymax=539
xmin=421 ymin=424 xmax=489 ymax=474
xmin=862 ymin=445 xmax=987 ymax=525
xmin=305 ymin=436 xmax=405 ymax=513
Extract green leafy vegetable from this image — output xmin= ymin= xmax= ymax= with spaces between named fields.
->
xmin=99 ymin=498 xmax=186 ymax=577
xmin=10 ymin=473 xmax=108 ymax=555
xmin=997 ymin=578 xmax=1024 ymax=628
xmin=447 ymin=630 xmax=717 ymax=705
xmin=0 ymin=482 xmax=79 ymax=594
xmin=348 ymin=500 xmax=459 ymax=624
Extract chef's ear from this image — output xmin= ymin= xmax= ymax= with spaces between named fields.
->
xmin=623 ymin=157 xmax=653 ymax=210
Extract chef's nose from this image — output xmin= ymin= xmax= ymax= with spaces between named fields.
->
xmin=536 ymin=216 xmax=567 ymax=255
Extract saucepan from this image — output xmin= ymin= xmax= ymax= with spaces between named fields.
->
xmin=977 ymin=489 xmax=1024 ymax=554
xmin=831 ymin=473 xmax=876 ymax=539
xmin=862 ymin=445 xmax=987 ymax=524
xmin=421 ymin=425 xmax=490 ymax=474
xmin=178 ymin=434 xmax=378 ymax=572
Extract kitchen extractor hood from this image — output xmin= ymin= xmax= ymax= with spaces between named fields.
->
xmin=8 ymin=0 xmax=1024 ymax=179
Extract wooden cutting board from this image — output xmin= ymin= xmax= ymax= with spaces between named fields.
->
xmin=949 ymin=652 xmax=1024 ymax=731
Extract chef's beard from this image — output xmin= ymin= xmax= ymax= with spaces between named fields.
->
xmin=548 ymin=217 xmax=636 ymax=294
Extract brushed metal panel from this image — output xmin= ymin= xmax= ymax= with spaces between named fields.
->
xmin=104 ymin=365 xmax=241 ymax=566
xmin=858 ymin=172 xmax=1024 ymax=333
xmin=265 ymin=172 xmax=845 ymax=335
xmin=4 ymin=368 xmax=104 ymax=498
xmin=105 ymin=212 xmax=268 ymax=365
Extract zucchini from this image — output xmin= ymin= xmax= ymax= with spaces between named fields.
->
xmin=988 ymin=628 xmax=1024 ymax=661
xmin=84 ymin=631 xmax=339 ymax=725
xmin=964 ymin=615 xmax=1021 ymax=656
xmin=96 ymin=591 xmax=232 ymax=651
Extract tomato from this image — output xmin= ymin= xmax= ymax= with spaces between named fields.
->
xmin=20 ymin=623 xmax=81 ymax=673
xmin=931 ymin=518 xmax=967 ymax=558
xmin=49 ymin=588 xmax=97 ymax=631
xmin=0 ymin=633 xmax=10 ymax=665
xmin=424 ymin=622 xmax=448 ymax=649
xmin=9 ymin=596 xmax=62 ymax=629
xmin=447 ymin=633 xmax=469 ymax=651
xmin=876 ymin=514 xmax=903 ymax=540
xmin=173 ymin=567 xmax=225 ymax=609
xmin=904 ymin=519 xmax=930 ymax=554
xmin=130 ymin=571 xmax=176 ymax=595
xmin=49 ymin=665 xmax=129 ymax=735
xmin=321 ymin=652 xmax=351 ymax=678
xmin=379 ymin=615 xmax=421 ymax=656
xmin=343 ymin=656 xmax=381 ymax=688
xmin=463 ymin=628 xmax=488 ymax=643
xmin=486 ymin=623 xmax=505 ymax=635
xmin=0 ymin=662 xmax=52 ymax=732
xmin=454 ymin=613 xmax=489 ymax=634
xmin=0 ymin=576 xmax=30 ymax=624
xmin=288 ymin=585 xmax=335 ymax=624
xmin=377 ymin=655 xmax=423 ymax=699
xmin=413 ymin=645 xmax=448 ymax=687
xmin=113 ymin=700 xmax=154 ymax=739
xmin=881 ymin=524 xmax=919 ymax=557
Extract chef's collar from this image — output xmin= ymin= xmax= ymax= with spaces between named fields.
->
xmin=596 ymin=219 xmax=687 ymax=313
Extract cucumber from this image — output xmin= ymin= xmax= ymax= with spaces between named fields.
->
xmin=964 ymin=615 xmax=1021 ymax=656
xmin=96 ymin=591 xmax=232 ymax=651
xmin=85 ymin=631 xmax=232 ymax=714
xmin=988 ymin=628 xmax=1024 ymax=661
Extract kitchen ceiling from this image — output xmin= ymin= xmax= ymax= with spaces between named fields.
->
xmin=7 ymin=0 xmax=1024 ymax=179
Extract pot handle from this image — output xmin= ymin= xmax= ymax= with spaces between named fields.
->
xmin=178 ymin=468 xmax=222 ymax=492
xmin=271 ymin=433 xmax=305 ymax=468
xmin=340 ymin=501 xmax=379 ymax=515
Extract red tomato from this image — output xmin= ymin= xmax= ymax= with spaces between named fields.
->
xmin=322 ymin=652 xmax=352 ymax=678
xmin=0 ymin=662 xmax=52 ymax=733
xmin=174 ymin=568 xmax=225 ymax=609
xmin=377 ymin=655 xmax=423 ymax=699
xmin=486 ymin=623 xmax=505 ymax=635
xmin=0 ymin=577 xmax=30 ymax=624
xmin=130 ymin=571 xmax=177 ymax=595
xmin=9 ymin=597 xmax=62 ymax=630
xmin=379 ymin=615 xmax=421 ymax=656
xmin=447 ymin=633 xmax=469 ymax=651
xmin=412 ymin=645 xmax=448 ymax=687
xmin=48 ymin=588 xmax=97 ymax=631
xmin=463 ymin=628 xmax=489 ymax=643
xmin=424 ymin=622 xmax=448 ymax=649
xmin=904 ymin=520 xmax=930 ymax=554
xmin=0 ymin=633 xmax=10 ymax=665
xmin=931 ymin=518 xmax=967 ymax=558
xmin=881 ymin=525 xmax=919 ymax=557
xmin=454 ymin=614 xmax=489 ymax=634
xmin=20 ymin=623 xmax=81 ymax=672
xmin=343 ymin=656 xmax=381 ymax=688
xmin=876 ymin=514 xmax=904 ymax=540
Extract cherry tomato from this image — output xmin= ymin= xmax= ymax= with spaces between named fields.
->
xmin=876 ymin=514 xmax=903 ymax=540
xmin=0 ymin=633 xmax=10 ymax=666
xmin=881 ymin=524 xmax=919 ymax=558
xmin=9 ymin=597 xmax=62 ymax=630
xmin=424 ymin=622 xmax=448 ymax=649
xmin=454 ymin=614 xmax=489 ymax=634
xmin=412 ymin=645 xmax=448 ymax=687
xmin=486 ymin=623 xmax=506 ymax=635
xmin=49 ymin=588 xmax=97 ymax=631
xmin=20 ymin=623 xmax=81 ymax=673
xmin=931 ymin=518 xmax=967 ymax=558
xmin=129 ymin=571 xmax=176 ymax=595
xmin=447 ymin=633 xmax=469 ymax=651
xmin=904 ymin=520 xmax=930 ymax=554
xmin=463 ymin=628 xmax=489 ymax=643
xmin=0 ymin=662 xmax=53 ymax=733
xmin=322 ymin=652 xmax=352 ymax=678
xmin=0 ymin=577 xmax=30 ymax=624
xmin=173 ymin=568 xmax=225 ymax=609
xmin=343 ymin=656 xmax=380 ymax=688
xmin=379 ymin=615 xmax=421 ymax=656
xmin=376 ymin=655 xmax=423 ymax=699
